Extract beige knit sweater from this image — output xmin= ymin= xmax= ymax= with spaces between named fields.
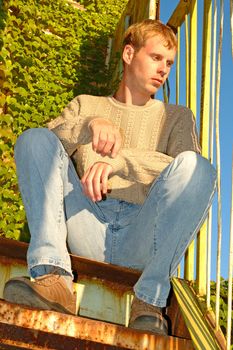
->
xmin=48 ymin=94 xmax=201 ymax=204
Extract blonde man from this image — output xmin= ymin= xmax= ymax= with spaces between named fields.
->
xmin=4 ymin=20 xmax=216 ymax=335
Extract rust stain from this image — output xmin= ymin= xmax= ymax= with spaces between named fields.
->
xmin=0 ymin=238 xmax=192 ymax=340
xmin=0 ymin=256 xmax=26 ymax=267
xmin=205 ymin=310 xmax=227 ymax=350
xmin=0 ymin=300 xmax=194 ymax=350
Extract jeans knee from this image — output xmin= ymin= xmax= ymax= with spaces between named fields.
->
xmin=177 ymin=151 xmax=213 ymax=172
xmin=176 ymin=151 xmax=216 ymax=188
xmin=15 ymin=128 xmax=53 ymax=160
xmin=176 ymin=151 xmax=199 ymax=167
xmin=199 ymin=155 xmax=217 ymax=191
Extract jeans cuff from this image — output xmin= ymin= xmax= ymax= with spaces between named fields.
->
xmin=28 ymin=258 xmax=73 ymax=278
xmin=133 ymin=288 xmax=167 ymax=308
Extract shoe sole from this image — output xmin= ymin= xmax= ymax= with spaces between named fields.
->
xmin=129 ymin=318 xmax=168 ymax=336
xmin=3 ymin=280 xmax=74 ymax=315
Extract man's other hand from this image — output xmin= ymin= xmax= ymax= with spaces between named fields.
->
xmin=89 ymin=118 xmax=122 ymax=158
xmin=81 ymin=162 xmax=113 ymax=202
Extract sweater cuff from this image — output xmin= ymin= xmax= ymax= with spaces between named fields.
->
xmin=76 ymin=143 xmax=126 ymax=177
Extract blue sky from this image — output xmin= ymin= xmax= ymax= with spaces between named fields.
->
xmin=158 ymin=0 xmax=233 ymax=280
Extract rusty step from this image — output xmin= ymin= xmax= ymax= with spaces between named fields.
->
xmin=0 ymin=299 xmax=194 ymax=350
xmin=0 ymin=237 xmax=193 ymax=348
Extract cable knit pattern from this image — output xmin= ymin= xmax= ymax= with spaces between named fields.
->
xmin=48 ymin=94 xmax=201 ymax=204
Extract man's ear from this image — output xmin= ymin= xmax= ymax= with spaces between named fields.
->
xmin=122 ymin=44 xmax=135 ymax=65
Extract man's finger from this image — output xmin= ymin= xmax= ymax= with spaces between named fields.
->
xmin=92 ymin=129 xmax=100 ymax=152
xmin=111 ymin=133 xmax=122 ymax=158
xmin=101 ymin=165 xmax=112 ymax=194
xmin=84 ymin=182 xmax=95 ymax=201
xmin=81 ymin=167 xmax=96 ymax=201
xmin=81 ymin=167 xmax=91 ymax=185
xmin=101 ymin=134 xmax=115 ymax=155
xmin=92 ymin=165 xmax=103 ymax=201
xmin=96 ymin=131 xmax=108 ymax=153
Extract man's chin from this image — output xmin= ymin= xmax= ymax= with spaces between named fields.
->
xmin=149 ymin=86 xmax=159 ymax=95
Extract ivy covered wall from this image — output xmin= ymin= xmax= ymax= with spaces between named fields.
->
xmin=0 ymin=0 xmax=150 ymax=241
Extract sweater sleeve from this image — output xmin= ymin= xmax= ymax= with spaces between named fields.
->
xmin=75 ymin=143 xmax=126 ymax=177
xmin=166 ymin=108 xmax=201 ymax=157
xmin=47 ymin=97 xmax=94 ymax=156
xmin=75 ymin=143 xmax=173 ymax=184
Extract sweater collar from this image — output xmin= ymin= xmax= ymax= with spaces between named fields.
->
xmin=108 ymin=96 xmax=161 ymax=110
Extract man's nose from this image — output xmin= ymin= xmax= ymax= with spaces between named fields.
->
xmin=157 ymin=61 xmax=167 ymax=76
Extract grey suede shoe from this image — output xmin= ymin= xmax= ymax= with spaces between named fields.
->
xmin=128 ymin=297 xmax=168 ymax=336
xmin=3 ymin=274 xmax=77 ymax=315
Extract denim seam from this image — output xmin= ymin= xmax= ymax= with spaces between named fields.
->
xmin=111 ymin=227 xmax=117 ymax=264
xmin=58 ymin=171 xmax=64 ymax=225
xmin=153 ymin=223 xmax=158 ymax=256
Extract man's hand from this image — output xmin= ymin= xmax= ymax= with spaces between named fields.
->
xmin=81 ymin=162 xmax=113 ymax=202
xmin=89 ymin=118 xmax=122 ymax=158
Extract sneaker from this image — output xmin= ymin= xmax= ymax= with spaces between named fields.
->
xmin=3 ymin=274 xmax=76 ymax=315
xmin=128 ymin=297 xmax=168 ymax=336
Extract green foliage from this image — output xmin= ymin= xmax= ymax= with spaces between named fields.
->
xmin=210 ymin=278 xmax=233 ymax=343
xmin=0 ymin=0 xmax=128 ymax=241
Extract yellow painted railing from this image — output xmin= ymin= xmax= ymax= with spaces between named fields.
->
xmin=168 ymin=0 xmax=232 ymax=348
xmin=185 ymin=4 xmax=196 ymax=281
xmin=215 ymin=0 xmax=224 ymax=334
xmin=110 ymin=0 xmax=230 ymax=346
xmin=197 ymin=0 xmax=212 ymax=297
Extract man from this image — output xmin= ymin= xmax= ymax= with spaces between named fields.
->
xmin=4 ymin=19 xmax=216 ymax=336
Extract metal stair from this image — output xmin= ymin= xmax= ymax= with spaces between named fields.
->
xmin=0 ymin=237 xmax=195 ymax=349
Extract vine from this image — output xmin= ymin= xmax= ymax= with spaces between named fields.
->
xmin=0 ymin=0 xmax=127 ymax=241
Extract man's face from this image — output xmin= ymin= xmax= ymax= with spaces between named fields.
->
xmin=124 ymin=35 xmax=177 ymax=98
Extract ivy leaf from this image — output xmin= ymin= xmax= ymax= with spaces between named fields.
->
xmin=1 ymin=0 xmax=128 ymax=242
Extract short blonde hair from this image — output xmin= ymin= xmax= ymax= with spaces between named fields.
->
xmin=123 ymin=19 xmax=177 ymax=52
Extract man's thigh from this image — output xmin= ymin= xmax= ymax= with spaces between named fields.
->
xmin=64 ymin=159 xmax=114 ymax=262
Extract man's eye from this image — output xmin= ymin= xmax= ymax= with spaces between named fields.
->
xmin=152 ymin=56 xmax=159 ymax=61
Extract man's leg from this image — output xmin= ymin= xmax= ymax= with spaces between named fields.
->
xmin=112 ymin=151 xmax=216 ymax=332
xmin=14 ymin=128 xmax=73 ymax=277
xmin=4 ymin=128 xmax=108 ymax=314
xmin=133 ymin=151 xmax=216 ymax=306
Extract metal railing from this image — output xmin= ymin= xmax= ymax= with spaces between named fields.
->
xmin=167 ymin=0 xmax=232 ymax=348
xmin=109 ymin=0 xmax=232 ymax=346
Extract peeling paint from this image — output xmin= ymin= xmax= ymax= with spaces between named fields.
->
xmin=0 ymin=301 xmax=194 ymax=350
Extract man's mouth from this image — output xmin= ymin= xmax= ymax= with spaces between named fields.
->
xmin=152 ymin=78 xmax=163 ymax=84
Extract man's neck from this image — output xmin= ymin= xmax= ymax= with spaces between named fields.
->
xmin=114 ymin=80 xmax=152 ymax=106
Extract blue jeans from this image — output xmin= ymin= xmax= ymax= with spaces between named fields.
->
xmin=14 ymin=128 xmax=216 ymax=307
